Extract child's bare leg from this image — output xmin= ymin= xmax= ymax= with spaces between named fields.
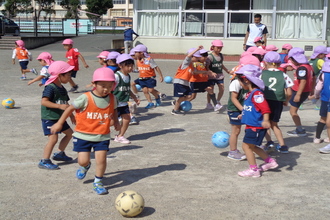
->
xmin=229 ymin=124 xmax=241 ymax=151
xmin=251 ymin=145 xmax=269 ymax=160
xmin=118 ymin=114 xmax=130 ymax=137
xmin=187 ymin=93 xmax=197 ymax=102
xmin=242 ymin=143 xmax=257 ymax=166
xmin=142 ymin=87 xmax=152 ymax=102
xmin=217 ymin=83 xmax=224 ymax=102
xmin=77 ymin=152 xmax=91 ymax=167
xmin=289 ymin=106 xmax=302 ymax=126
xmin=43 ymin=134 xmax=58 ymax=159
xmin=57 ymin=128 xmax=73 ymax=151
xmin=271 ymin=121 xmax=285 ymax=146
xmin=95 ymin=150 xmax=107 ymax=178
xmin=68 ymin=78 xmax=77 ymax=87
xmin=264 ymin=129 xmax=272 ymax=142
xmin=174 ymin=96 xmax=187 ymax=111
xmin=150 ymin=88 xmax=160 ymax=99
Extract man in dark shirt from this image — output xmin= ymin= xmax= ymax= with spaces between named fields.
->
xmin=124 ymin=26 xmax=139 ymax=54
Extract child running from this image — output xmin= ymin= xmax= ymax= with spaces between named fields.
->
xmin=236 ymin=64 xmax=278 ymax=177
xmin=38 ymin=61 xmax=75 ymax=170
xmin=28 ymin=52 xmax=54 ymax=86
xmin=206 ymin=40 xmax=230 ymax=111
xmin=113 ymin=54 xmax=140 ymax=144
xmin=260 ymin=51 xmax=293 ymax=153
xmin=62 ymin=38 xmax=89 ymax=92
xmin=133 ymin=44 xmax=164 ymax=109
xmin=51 ymin=67 xmax=120 ymax=195
xmin=12 ymin=40 xmax=37 ymax=80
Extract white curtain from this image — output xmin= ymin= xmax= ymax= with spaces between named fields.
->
xmin=276 ymin=13 xmax=299 ymax=38
xmin=300 ymin=13 xmax=323 ymax=39
xmin=137 ymin=0 xmax=157 ymax=10
xmin=253 ymin=0 xmax=273 ymax=10
xmin=137 ymin=12 xmax=178 ymax=36
xmin=159 ymin=0 xmax=179 ymax=9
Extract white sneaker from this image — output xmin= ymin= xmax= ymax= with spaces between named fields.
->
xmin=314 ymin=138 xmax=322 ymax=144
xmin=324 ymin=138 xmax=330 ymax=143
xmin=205 ymin=103 xmax=213 ymax=110
xmin=114 ymin=135 xmax=131 ymax=144
xmin=319 ymin=144 xmax=330 ymax=154
xmin=214 ymin=104 xmax=223 ymax=111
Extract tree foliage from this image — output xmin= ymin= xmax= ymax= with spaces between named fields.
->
xmin=1 ymin=0 xmax=33 ymax=18
xmin=85 ymin=0 xmax=113 ymax=18
xmin=35 ymin=0 xmax=56 ymax=20
xmin=60 ymin=0 xmax=81 ymax=19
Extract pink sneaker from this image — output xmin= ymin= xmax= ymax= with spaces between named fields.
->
xmin=260 ymin=159 xmax=278 ymax=171
xmin=238 ymin=168 xmax=260 ymax=177
xmin=205 ymin=103 xmax=213 ymax=110
xmin=313 ymin=138 xmax=322 ymax=144
xmin=324 ymin=138 xmax=330 ymax=143
xmin=114 ymin=135 xmax=131 ymax=144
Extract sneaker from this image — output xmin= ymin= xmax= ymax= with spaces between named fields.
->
xmin=31 ymin=68 xmax=38 ymax=75
xmin=276 ymin=145 xmax=289 ymax=154
xmin=287 ymin=129 xmax=307 ymax=137
xmin=52 ymin=151 xmax=73 ymax=161
xmin=313 ymin=138 xmax=322 ymax=144
xmin=114 ymin=135 xmax=131 ymax=144
xmin=20 ymin=76 xmax=27 ymax=80
xmin=171 ymin=109 xmax=182 ymax=115
xmin=171 ymin=100 xmax=176 ymax=106
xmin=93 ymin=182 xmax=108 ymax=195
xmin=324 ymin=138 xmax=330 ymax=143
xmin=76 ymin=163 xmax=91 ymax=180
xmin=260 ymin=159 xmax=278 ymax=171
xmin=238 ymin=168 xmax=260 ymax=177
xmin=299 ymin=104 xmax=304 ymax=110
xmin=145 ymin=102 xmax=155 ymax=109
xmin=155 ymin=98 xmax=161 ymax=107
xmin=227 ymin=150 xmax=246 ymax=161
xmin=68 ymin=85 xmax=79 ymax=92
xmin=315 ymin=105 xmax=320 ymax=110
xmin=319 ymin=144 xmax=330 ymax=154
xmin=38 ymin=159 xmax=59 ymax=170
xmin=214 ymin=104 xmax=223 ymax=112
xmin=129 ymin=116 xmax=138 ymax=125
xmin=205 ymin=103 xmax=213 ymax=110
xmin=260 ymin=141 xmax=275 ymax=152
xmin=160 ymin=93 xmax=167 ymax=100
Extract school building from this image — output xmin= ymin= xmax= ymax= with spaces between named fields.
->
xmin=133 ymin=0 xmax=330 ymax=55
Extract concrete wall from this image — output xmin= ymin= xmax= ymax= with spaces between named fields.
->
xmin=21 ymin=36 xmax=74 ymax=49
xmin=136 ymin=37 xmax=327 ymax=56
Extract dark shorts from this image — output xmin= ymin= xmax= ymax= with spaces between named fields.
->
xmin=173 ymin=83 xmax=191 ymax=97
xmin=267 ymin=99 xmax=283 ymax=122
xmin=289 ymin=90 xmax=310 ymax=108
xmin=208 ymin=79 xmax=224 ymax=86
xmin=319 ymin=100 xmax=330 ymax=117
xmin=117 ymin=105 xmax=130 ymax=117
xmin=41 ymin=119 xmax=70 ymax=136
xmin=71 ymin=70 xmax=77 ymax=78
xmin=190 ymin=82 xmax=210 ymax=93
xmin=227 ymin=111 xmax=243 ymax=125
xmin=134 ymin=78 xmax=140 ymax=85
xmin=138 ymin=78 xmax=156 ymax=88
xmin=73 ymin=137 xmax=110 ymax=152
xmin=243 ymin=128 xmax=267 ymax=146
xmin=19 ymin=61 xmax=29 ymax=70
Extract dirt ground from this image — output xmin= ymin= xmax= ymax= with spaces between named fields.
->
xmin=1 ymin=35 xmax=330 ymax=220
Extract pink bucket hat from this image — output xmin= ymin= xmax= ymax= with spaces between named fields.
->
xmin=37 ymin=52 xmax=54 ymax=65
xmin=116 ymin=54 xmax=134 ymax=64
xmin=236 ymin=64 xmax=264 ymax=90
xmin=240 ymin=51 xmax=252 ymax=58
xmin=265 ymin=45 xmax=278 ymax=52
xmin=280 ymin=60 xmax=298 ymax=70
xmin=327 ymin=47 xmax=330 ymax=55
xmin=62 ymin=39 xmax=73 ymax=45
xmin=254 ymin=37 xmax=263 ymax=43
xmin=15 ymin=40 xmax=25 ymax=49
xmin=310 ymin=45 xmax=327 ymax=59
xmin=106 ymin=51 xmax=120 ymax=60
xmin=252 ymin=48 xmax=266 ymax=56
xmin=282 ymin=43 xmax=293 ymax=50
xmin=97 ymin=51 xmax=110 ymax=59
xmin=247 ymin=46 xmax=258 ymax=53
xmin=263 ymin=51 xmax=281 ymax=63
xmin=239 ymin=55 xmax=260 ymax=66
xmin=45 ymin=61 xmax=74 ymax=85
xmin=93 ymin=67 xmax=115 ymax=82
xmin=211 ymin=40 xmax=223 ymax=47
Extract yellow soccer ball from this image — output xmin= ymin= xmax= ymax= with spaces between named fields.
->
xmin=2 ymin=98 xmax=15 ymax=109
xmin=115 ymin=190 xmax=145 ymax=217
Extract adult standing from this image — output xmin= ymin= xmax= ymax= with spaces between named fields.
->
xmin=124 ymin=26 xmax=139 ymax=54
xmin=243 ymin=14 xmax=268 ymax=51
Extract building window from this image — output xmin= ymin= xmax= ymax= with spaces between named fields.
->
xmin=113 ymin=0 xmax=126 ymax=4
xmin=206 ymin=13 xmax=224 ymax=37
xmin=204 ymin=0 xmax=225 ymax=9
xmin=229 ymin=0 xmax=251 ymax=10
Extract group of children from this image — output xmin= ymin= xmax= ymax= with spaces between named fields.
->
xmin=14 ymin=37 xmax=330 ymax=191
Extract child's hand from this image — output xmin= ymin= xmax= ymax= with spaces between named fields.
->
xmin=114 ymin=121 xmax=121 ymax=131
xmin=27 ymin=80 xmax=33 ymax=85
xmin=12 ymin=60 xmax=15 ymax=65
xmin=262 ymin=120 xmax=271 ymax=129
xmin=38 ymin=83 xmax=43 ymax=87
xmin=159 ymin=75 xmax=164 ymax=82
xmin=308 ymin=95 xmax=315 ymax=100
xmin=58 ymin=104 xmax=70 ymax=110
xmin=293 ymin=94 xmax=300 ymax=103
xmin=197 ymin=45 xmax=203 ymax=50
xmin=50 ymin=123 xmax=62 ymax=134
xmin=84 ymin=64 xmax=89 ymax=68
xmin=135 ymin=99 xmax=141 ymax=106
xmin=283 ymin=101 xmax=288 ymax=106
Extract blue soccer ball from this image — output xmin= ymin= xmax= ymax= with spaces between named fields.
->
xmin=164 ymin=76 xmax=173 ymax=84
xmin=135 ymin=84 xmax=142 ymax=91
xmin=180 ymin=101 xmax=192 ymax=112
xmin=211 ymin=131 xmax=230 ymax=148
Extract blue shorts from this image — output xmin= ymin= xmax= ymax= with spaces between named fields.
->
xmin=243 ymin=128 xmax=267 ymax=146
xmin=41 ymin=119 xmax=70 ymax=136
xmin=71 ymin=70 xmax=77 ymax=78
xmin=227 ymin=111 xmax=243 ymax=125
xmin=319 ymin=100 xmax=330 ymax=117
xmin=173 ymin=83 xmax=191 ymax=97
xmin=19 ymin=61 xmax=29 ymax=70
xmin=138 ymin=77 xmax=156 ymax=88
xmin=117 ymin=105 xmax=130 ymax=117
xmin=208 ymin=79 xmax=224 ymax=86
xmin=267 ymin=99 xmax=283 ymax=122
xmin=190 ymin=82 xmax=210 ymax=93
xmin=134 ymin=78 xmax=140 ymax=85
xmin=289 ymin=90 xmax=309 ymax=108
xmin=73 ymin=137 xmax=110 ymax=152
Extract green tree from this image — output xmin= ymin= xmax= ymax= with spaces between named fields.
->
xmin=35 ymin=0 xmax=56 ymax=21
xmin=1 ymin=0 xmax=33 ymax=18
xmin=86 ymin=0 xmax=113 ymax=25
xmin=60 ymin=0 xmax=81 ymax=19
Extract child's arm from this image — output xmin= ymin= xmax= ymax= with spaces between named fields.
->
xmin=41 ymin=97 xmax=70 ymax=110
xmin=28 ymin=75 xmax=44 ymax=86
xmin=27 ymin=50 xmax=32 ymax=61
xmin=129 ymin=90 xmax=140 ymax=105
xmin=78 ymin=54 xmax=89 ymax=68
xmin=261 ymin=113 xmax=271 ymax=129
xmin=231 ymin=92 xmax=243 ymax=111
xmin=50 ymin=105 xmax=75 ymax=134
xmin=293 ymin=79 xmax=306 ymax=103
xmin=12 ymin=49 xmax=16 ymax=64
xmin=154 ymin=66 xmax=164 ymax=82
xmin=284 ymin=87 xmax=292 ymax=106
xmin=112 ymin=109 xmax=121 ymax=131
xmin=222 ymin=64 xmax=230 ymax=74
xmin=187 ymin=45 xmax=203 ymax=58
